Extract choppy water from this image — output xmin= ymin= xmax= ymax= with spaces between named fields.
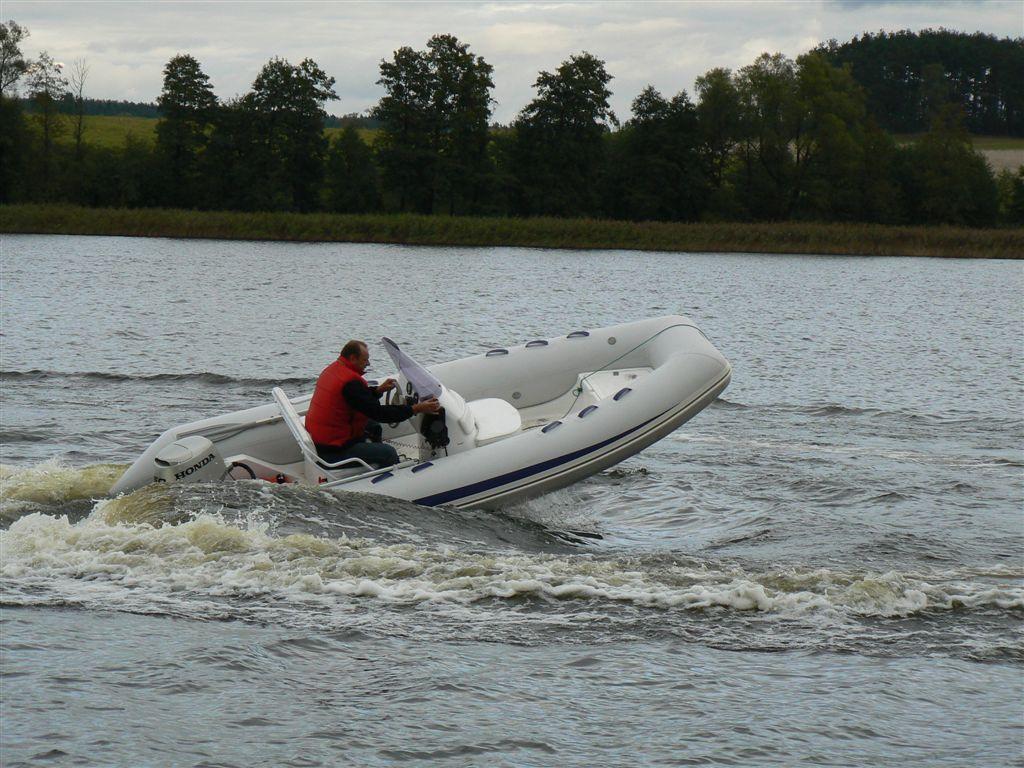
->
xmin=1 ymin=235 xmax=1022 ymax=767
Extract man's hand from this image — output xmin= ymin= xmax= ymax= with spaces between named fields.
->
xmin=376 ymin=378 xmax=398 ymax=394
xmin=412 ymin=396 xmax=442 ymax=415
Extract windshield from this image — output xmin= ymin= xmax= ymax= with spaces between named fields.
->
xmin=381 ymin=337 xmax=444 ymax=400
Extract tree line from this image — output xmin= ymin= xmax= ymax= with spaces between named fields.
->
xmin=18 ymin=95 xmax=161 ymax=118
xmin=1 ymin=21 xmax=1022 ymax=227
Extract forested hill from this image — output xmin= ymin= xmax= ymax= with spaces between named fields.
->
xmin=816 ymin=30 xmax=1023 ymax=136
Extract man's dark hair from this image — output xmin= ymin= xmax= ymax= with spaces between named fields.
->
xmin=340 ymin=340 xmax=367 ymax=359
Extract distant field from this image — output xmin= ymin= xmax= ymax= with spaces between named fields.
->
xmin=56 ymin=115 xmax=157 ymax=147
xmin=970 ymin=136 xmax=1024 ymax=150
xmin=890 ymin=134 xmax=1024 ymax=173
xmin=980 ymin=149 xmax=1024 ymax=173
xmin=892 ymin=134 xmax=1024 ymax=149
xmin=324 ymin=126 xmax=380 ymax=143
xmin=44 ymin=115 xmax=378 ymax=148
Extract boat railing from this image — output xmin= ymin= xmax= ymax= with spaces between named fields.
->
xmin=320 ymin=459 xmax=418 ymax=488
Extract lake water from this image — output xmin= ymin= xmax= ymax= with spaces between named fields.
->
xmin=1 ymin=235 xmax=1022 ymax=767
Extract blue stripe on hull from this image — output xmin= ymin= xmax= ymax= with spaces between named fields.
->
xmin=413 ymin=408 xmax=670 ymax=507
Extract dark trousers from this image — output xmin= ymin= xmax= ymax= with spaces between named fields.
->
xmin=315 ymin=421 xmax=399 ymax=468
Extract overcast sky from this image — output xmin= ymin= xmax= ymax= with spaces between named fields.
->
xmin=8 ymin=1 xmax=1023 ymax=122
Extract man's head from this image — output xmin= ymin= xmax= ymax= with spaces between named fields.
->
xmin=340 ymin=340 xmax=370 ymax=373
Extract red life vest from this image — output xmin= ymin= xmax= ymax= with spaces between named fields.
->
xmin=305 ymin=357 xmax=369 ymax=447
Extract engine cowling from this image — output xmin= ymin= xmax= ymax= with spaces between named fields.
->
xmin=153 ymin=435 xmax=226 ymax=485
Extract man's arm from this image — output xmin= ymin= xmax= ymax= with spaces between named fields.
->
xmin=342 ymin=380 xmax=414 ymax=423
xmin=373 ymin=378 xmax=398 ymax=397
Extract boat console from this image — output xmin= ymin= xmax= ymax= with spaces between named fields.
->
xmin=384 ymin=337 xmax=522 ymax=460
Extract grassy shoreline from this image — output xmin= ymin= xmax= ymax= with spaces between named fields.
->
xmin=2 ymin=204 xmax=1021 ymax=258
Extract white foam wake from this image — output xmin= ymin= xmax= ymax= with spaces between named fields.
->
xmin=0 ymin=461 xmax=128 ymax=524
xmin=2 ymin=506 xmax=1021 ymax=622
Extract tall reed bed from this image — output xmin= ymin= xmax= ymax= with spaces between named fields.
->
xmin=2 ymin=204 xmax=1021 ymax=258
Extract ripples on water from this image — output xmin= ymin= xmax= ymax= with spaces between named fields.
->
xmin=1 ymin=236 xmax=1022 ymax=766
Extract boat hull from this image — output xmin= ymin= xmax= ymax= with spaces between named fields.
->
xmin=408 ymin=366 xmax=730 ymax=509
xmin=111 ymin=315 xmax=731 ymax=509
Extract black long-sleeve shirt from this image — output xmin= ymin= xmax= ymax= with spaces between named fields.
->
xmin=342 ymin=380 xmax=414 ymax=424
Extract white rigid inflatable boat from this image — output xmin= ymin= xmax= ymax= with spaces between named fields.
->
xmin=111 ymin=315 xmax=731 ymax=508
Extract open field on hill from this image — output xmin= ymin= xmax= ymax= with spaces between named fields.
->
xmin=324 ymin=126 xmax=380 ymax=143
xmin=982 ymin=149 xmax=1024 ymax=173
xmin=65 ymin=115 xmax=156 ymax=146
xmin=886 ymin=134 xmax=1023 ymax=173
xmin=42 ymin=115 xmax=379 ymax=149
xmin=892 ymin=134 xmax=1024 ymax=150
xmin=970 ymin=136 xmax=1024 ymax=150
xmin=2 ymin=204 xmax=1021 ymax=258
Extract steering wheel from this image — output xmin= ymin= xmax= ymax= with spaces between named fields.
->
xmin=384 ymin=386 xmax=405 ymax=429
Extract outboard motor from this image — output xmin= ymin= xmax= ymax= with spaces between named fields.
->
xmin=153 ymin=435 xmax=227 ymax=485
xmin=419 ymin=410 xmax=450 ymax=454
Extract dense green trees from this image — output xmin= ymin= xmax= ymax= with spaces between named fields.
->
xmin=896 ymin=106 xmax=999 ymax=226
xmin=2 ymin=26 xmax=1020 ymax=228
xmin=790 ymin=52 xmax=872 ymax=220
xmin=996 ymin=168 xmax=1024 ymax=224
xmin=732 ymin=52 xmax=800 ymax=219
xmin=817 ymin=30 xmax=1024 ymax=135
xmin=245 ymin=58 xmax=337 ymax=211
xmin=722 ymin=52 xmax=872 ymax=220
xmin=0 ymin=20 xmax=29 ymax=94
xmin=511 ymin=52 xmax=616 ymax=216
xmin=694 ymin=68 xmax=741 ymax=216
xmin=0 ymin=21 xmax=30 ymax=203
xmin=203 ymin=98 xmax=266 ymax=210
xmin=683 ymin=50 xmax=1001 ymax=225
xmin=168 ymin=56 xmax=337 ymax=212
xmin=25 ymin=51 xmax=68 ymax=199
xmin=0 ymin=95 xmax=26 ymax=202
xmin=373 ymin=35 xmax=494 ymax=214
xmin=156 ymin=54 xmax=216 ymax=207
xmin=372 ymin=46 xmax=433 ymax=212
xmin=324 ymin=125 xmax=381 ymax=212
xmin=605 ymin=86 xmax=705 ymax=221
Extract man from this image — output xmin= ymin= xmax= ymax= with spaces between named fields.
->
xmin=305 ymin=340 xmax=441 ymax=468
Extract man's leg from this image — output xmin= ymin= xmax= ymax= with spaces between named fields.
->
xmin=364 ymin=420 xmax=383 ymax=443
xmin=315 ymin=440 xmax=399 ymax=468
xmin=342 ymin=440 xmax=400 ymax=468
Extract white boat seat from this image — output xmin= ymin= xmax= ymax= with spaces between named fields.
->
xmin=436 ymin=385 xmax=522 ymax=453
xmin=271 ymin=387 xmax=374 ymax=482
xmin=468 ymin=398 xmax=522 ymax=443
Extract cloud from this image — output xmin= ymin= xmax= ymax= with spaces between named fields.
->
xmin=481 ymin=22 xmax=574 ymax=55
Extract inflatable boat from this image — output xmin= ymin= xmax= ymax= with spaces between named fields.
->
xmin=110 ymin=315 xmax=731 ymax=509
